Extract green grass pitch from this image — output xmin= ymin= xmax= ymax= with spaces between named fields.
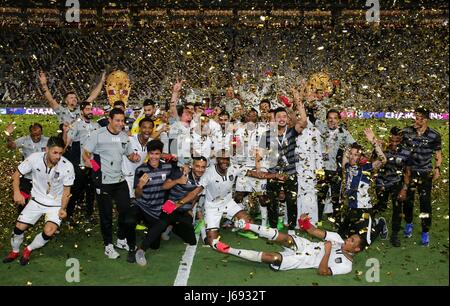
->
xmin=0 ymin=115 xmax=448 ymax=285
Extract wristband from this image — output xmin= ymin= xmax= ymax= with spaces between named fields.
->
xmin=298 ymin=217 xmax=312 ymax=231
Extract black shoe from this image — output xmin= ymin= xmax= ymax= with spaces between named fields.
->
xmin=390 ymin=234 xmax=401 ymax=247
xmin=127 ymin=250 xmax=137 ymax=263
xmin=378 ymin=217 xmax=388 ymax=240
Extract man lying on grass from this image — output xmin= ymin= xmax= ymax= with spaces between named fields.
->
xmin=213 ymin=213 xmax=384 ymax=276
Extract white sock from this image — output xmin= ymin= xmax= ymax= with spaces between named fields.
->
xmin=248 ymin=224 xmax=279 ymax=240
xmin=163 ymin=225 xmax=173 ymax=236
xmin=27 ymin=233 xmax=50 ymax=251
xmin=260 ymin=206 xmax=268 ymax=227
xmin=11 ymin=233 xmax=24 ymax=253
xmin=200 ymin=227 xmax=207 ymax=242
xmin=283 ymin=204 xmax=288 ymax=225
xmin=228 ymin=247 xmax=262 ymax=262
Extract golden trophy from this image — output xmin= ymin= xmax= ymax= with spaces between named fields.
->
xmin=105 ymin=70 xmax=131 ymax=108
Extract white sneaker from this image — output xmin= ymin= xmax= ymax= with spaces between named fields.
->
xmin=116 ymin=238 xmax=130 ymax=251
xmin=161 ymin=231 xmax=171 ymax=241
xmin=104 ymin=244 xmax=120 ymax=259
xmin=288 ymin=230 xmax=296 ymax=236
xmin=135 ymin=249 xmax=147 ymax=266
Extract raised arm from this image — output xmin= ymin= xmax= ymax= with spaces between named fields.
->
xmin=170 ymin=79 xmax=185 ymax=119
xmin=86 ymin=71 xmax=106 ymax=103
xmin=298 ymin=213 xmax=326 ymax=239
xmin=39 ymin=71 xmax=59 ymax=110
xmin=5 ymin=123 xmax=16 ymax=150
xmin=364 ymin=128 xmax=387 ymax=169
xmin=290 ymin=86 xmax=308 ymax=134
xmin=62 ymin=123 xmax=72 ymax=150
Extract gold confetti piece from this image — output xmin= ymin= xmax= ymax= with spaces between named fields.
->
xmin=419 ymin=213 xmax=430 ymax=219
xmin=26 ymin=281 xmax=32 ymax=286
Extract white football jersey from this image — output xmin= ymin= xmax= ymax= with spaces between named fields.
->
xmin=277 ymin=231 xmax=352 ymax=275
xmin=121 ymin=135 xmax=149 ymax=176
xmin=191 ymin=132 xmax=213 ymax=160
xmin=18 ymin=152 xmax=75 ymax=207
xmin=199 ymin=164 xmax=248 ymax=206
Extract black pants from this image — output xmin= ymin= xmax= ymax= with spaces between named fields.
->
xmin=18 ymin=177 xmax=32 ymax=214
xmin=405 ymin=171 xmax=433 ymax=233
xmin=338 ymin=208 xmax=373 ymax=238
xmin=317 ymin=170 xmax=342 ymax=220
xmin=267 ymin=175 xmax=298 ymax=229
xmin=376 ymin=183 xmax=402 ymax=233
xmin=338 ymin=209 xmax=383 ymax=244
xmin=67 ymin=166 xmax=95 ymax=218
xmin=136 ymin=207 xmax=196 ymax=251
xmin=97 ymin=181 xmax=136 ymax=249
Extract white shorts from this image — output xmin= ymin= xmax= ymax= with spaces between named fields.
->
xmin=125 ymin=175 xmax=135 ymax=198
xmin=270 ymin=235 xmax=318 ymax=271
xmin=235 ymin=175 xmax=267 ymax=193
xmin=204 ymin=199 xmax=244 ymax=230
xmin=17 ymin=199 xmax=62 ymax=227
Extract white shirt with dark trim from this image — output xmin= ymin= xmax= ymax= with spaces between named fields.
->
xmin=168 ymin=120 xmax=192 ymax=166
xmin=199 ymin=164 xmax=248 ymax=207
xmin=322 ymin=231 xmax=353 ymax=275
xmin=18 ymin=152 xmax=75 ymax=207
xmin=288 ymin=231 xmax=352 ymax=275
xmin=234 ymin=123 xmax=268 ymax=168
xmin=121 ymin=135 xmax=148 ymax=176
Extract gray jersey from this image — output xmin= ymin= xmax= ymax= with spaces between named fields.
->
xmin=68 ymin=118 xmax=101 ymax=167
xmin=15 ymin=135 xmax=49 ymax=159
xmin=15 ymin=135 xmax=49 ymax=180
xmin=54 ymin=105 xmax=81 ymax=124
xmin=84 ymin=127 xmax=133 ymax=184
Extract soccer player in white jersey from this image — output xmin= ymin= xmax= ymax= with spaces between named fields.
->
xmin=3 ymin=137 xmax=75 ymax=265
xmin=214 ymin=214 xmax=366 ymax=276
xmin=175 ymin=149 xmax=285 ymax=249
xmin=122 ymin=117 xmax=154 ymax=198
xmin=234 ymin=108 xmax=270 ymax=228
xmin=295 ymin=121 xmax=324 ymax=226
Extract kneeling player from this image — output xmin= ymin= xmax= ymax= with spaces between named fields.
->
xmin=3 ymin=137 xmax=75 ymax=265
